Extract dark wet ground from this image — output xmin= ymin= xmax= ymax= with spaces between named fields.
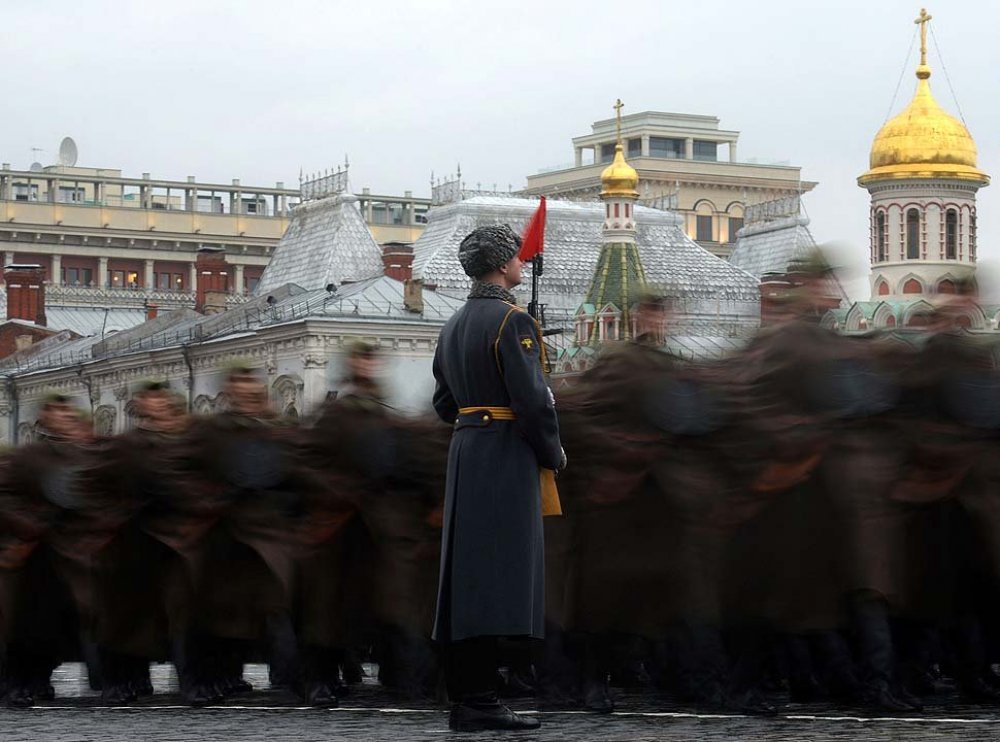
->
xmin=2 ymin=663 xmax=998 ymax=742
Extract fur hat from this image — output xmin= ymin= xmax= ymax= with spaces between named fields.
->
xmin=458 ymin=225 xmax=521 ymax=278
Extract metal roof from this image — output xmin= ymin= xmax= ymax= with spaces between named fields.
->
xmin=412 ymin=196 xmax=760 ymax=332
xmin=0 ymin=278 xmax=462 ymax=375
xmin=254 ymin=193 xmax=384 ymax=296
xmin=729 ymin=215 xmax=817 ymax=279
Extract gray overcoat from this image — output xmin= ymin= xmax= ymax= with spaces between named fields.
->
xmin=431 ymin=296 xmax=562 ymax=642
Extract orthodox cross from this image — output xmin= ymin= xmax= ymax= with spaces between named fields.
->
xmin=614 ymin=98 xmax=625 ymax=144
xmin=915 ymin=8 xmax=932 ymax=67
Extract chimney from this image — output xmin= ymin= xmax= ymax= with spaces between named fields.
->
xmin=381 ymin=242 xmax=414 ymax=281
xmin=4 ymin=264 xmax=47 ymax=326
xmin=145 ymin=303 xmax=159 ymax=321
xmin=195 ymin=247 xmax=229 ymax=313
xmin=403 ymin=278 xmax=424 ymax=314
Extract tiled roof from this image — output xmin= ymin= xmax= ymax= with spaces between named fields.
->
xmin=412 ymin=196 xmax=760 ymax=332
xmin=255 ymin=193 xmax=384 ymax=295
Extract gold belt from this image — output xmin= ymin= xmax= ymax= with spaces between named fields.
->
xmin=458 ymin=406 xmax=516 ymax=421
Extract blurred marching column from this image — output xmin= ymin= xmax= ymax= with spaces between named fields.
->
xmin=180 ymin=366 xmax=309 ymax=706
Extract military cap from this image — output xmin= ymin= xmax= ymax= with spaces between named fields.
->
xmin=42 ymin=392 xmax=72 ymax=407
xmin=135 ymin=379 xmax=170 ymax=394
xmin=458 ymin=225 xmax=522 ymax=279
xmin=345 ymin=338 xmax=379 ymax=358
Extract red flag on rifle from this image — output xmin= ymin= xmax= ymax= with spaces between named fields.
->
xmin=519 ymin=196 xmax=546 ymax=262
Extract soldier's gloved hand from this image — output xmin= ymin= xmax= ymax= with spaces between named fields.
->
xmin=557 ymin=447 xmax=568 ymax=474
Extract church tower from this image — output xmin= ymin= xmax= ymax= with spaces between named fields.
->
xmin=859 ymin=8 xmax=989 ymax=301
xmin=575 ymin=99 xmax=648 ymax=345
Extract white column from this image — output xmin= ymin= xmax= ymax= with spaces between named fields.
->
xmin=641 ymin=135 xmax=650 ymax=157
xmin=188 ymin=262 xmax=198 ymax=293
xmin=1 ymin=252 xmax=12 ymax=268
xmin=685 ymin=139 xmax=694 ymax=160
xmin=729 ymin=142 xmax=738 ymax=162
xmin=144 ymin=259 xmax=155 ymax=289
xmin=98 ymin=257 xmax=109 ymax=288
xmin=574 ymin=147 xmax=583 ymax=167
xmin=50 ymin=254 xmax=62 ymax=286
xmin=234 ymin=264 xmax=245 ymax=295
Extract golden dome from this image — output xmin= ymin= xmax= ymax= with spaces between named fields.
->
xmin=600 ymin=143 xmax=639 ymax=199
xmin=859 ymin=66 xmax=989 ymax=186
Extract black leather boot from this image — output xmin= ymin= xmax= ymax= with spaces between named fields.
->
xmin=449 ymin=699 xmax=541 ymax=731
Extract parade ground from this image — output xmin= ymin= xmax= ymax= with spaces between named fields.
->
xmin=2 ymin=663 xmax=998 ymax=742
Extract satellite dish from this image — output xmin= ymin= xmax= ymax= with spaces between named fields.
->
xmin=58 ymin=137 xmax=78 ymax=167
xmin=29 ymin=162 xmax=43 ymax=172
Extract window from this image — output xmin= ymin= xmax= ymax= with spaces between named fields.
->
xmin=614 ymin=203 xmax=620 ymax=218
xmin=728 ymin=217 xmax=744 ymax=243
xmin=696 ymin=215 xmax=714 ymax=242
xmin=109 ymin=270 xmax=125 ymax=288
xmin=938 ymin=279 xmax=956 ymax=294
xmin=57 ymin=186 xmax=84 ymax=203
xmin=945 ymin=209 xmax=957 ymax=259
xmin=877 ymin=280 xmax=890 ymax=296
xmin=627 ymin=138 xmax=642 ymax=158
xmin=906 ymin=208 xmax=920 ymax=259
xmin=156 ymin=272 xmax=173 ymax=290
xmin=13 ymin=183 xmax=39 ymax=201
xmin=693 ymin=141 xmax=718 ymax=161
xmin=63 ymin=267 xmax=93 ymax=286
xmin=246 ymin=276 xmax=260 ymax=293
xmin=649 ymin=137 xmax=685 ymax=159
xmin=127 ymin=271 xmax=139 ymax=288
xmin=599 ymin=143 xmax=616 ymax=163
xmin=970 ymin=212 xmax=977 ymax=259
xmin=903 ymin=278 xmax=922 ymax=294
xmin=875 ymin=212 xmax=886 ymax=262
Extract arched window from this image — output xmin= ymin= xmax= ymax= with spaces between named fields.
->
xmin=945 ymin=209 xmax=957 ymax=259
xmin=876 ymin=280 xmax=890 ymax=296
xmin=906 ymin=208 xmax=920 ymax=259
xmin=903 ymin=278 xmax=922 ymax=294
xmin=876 ymin=212 xmax=886 ymax=262
xmin=886 ymin=315 xmax=896 ymax=328
xmin=937 ymin=279 xmax=956 ymax=294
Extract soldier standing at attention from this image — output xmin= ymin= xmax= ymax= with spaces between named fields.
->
xmin=431 ymin=224 xmax=565 ymax=731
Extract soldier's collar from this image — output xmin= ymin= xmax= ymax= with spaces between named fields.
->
xmin=468 ymin=281 xmax=517 ymax=304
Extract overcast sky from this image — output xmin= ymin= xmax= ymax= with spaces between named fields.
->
xmin=2 ymin=0 xmax=997 ymax=299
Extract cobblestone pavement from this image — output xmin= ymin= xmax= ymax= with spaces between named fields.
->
xmin=1 ymin=664 xmax=999 ymax=741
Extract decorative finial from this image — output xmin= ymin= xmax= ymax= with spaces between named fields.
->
xmin=613 ymin=99 xmax=625 ymax=145
xmin=914 ymin=8 xmax=933 ymax=78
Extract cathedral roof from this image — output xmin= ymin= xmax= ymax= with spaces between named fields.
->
xmin=412 ymin=196 xmax=760 ymax=330
xmin=859 ymin=13 xmax=988 ymax=186
xmin=254 ymin=193 xmax=384 ymax=296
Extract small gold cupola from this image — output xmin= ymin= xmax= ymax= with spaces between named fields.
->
xmin=601 ymin=99 xmax=640 ymax=199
